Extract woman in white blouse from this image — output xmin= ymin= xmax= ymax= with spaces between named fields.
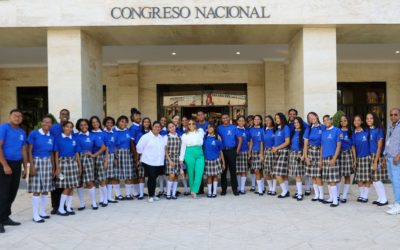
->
xmin=179 ymin=119 xmax=205 ymax=198
xmin=136 ymin=121 xmax=167 ymax=203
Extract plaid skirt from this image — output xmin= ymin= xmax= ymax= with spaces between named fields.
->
xmin=80 ymin=153 xmax=95 ymax=184
xmin=322 ymin=157 xmax=340 ymax=183
xmin=339 ymin=150 xmax=353 ymax=177
xmin=204 ymin=158 xmax=223 ymax=176
xmin=263 ymin=148 xmax=275 ymax=175
xmin=306 ymin=145 xmax=322 ymax=178
xmin=105 ymin=153 xmax=117 ymax=179
xmin=137 ymin=164 xmax=145 ymax=178
xmin=370 ymin=153 xmax=388 ymax=181
xmin=236 ymin=151 xmax=248 ymax=173
xmin=273 ymin=148 xmax=289 ymax=176
xmin=166 ymin=154 xmax=180 ymax=175
xmin=55 ymin=157 xmax=79 ymax=189
xmin=251 ymin=150 xmax=263 ymax=170
xmin=94 ymin=154 xmax=107 ymax=181
xmin=28 ymin=157 xmax=54 ymax=193
xmin=117 ymin=148 xmax=135 ymax=180
xmin=288 ymin=150 xmax=305 ymax=177
xmin=355 ymin=156 xmax=371 ymax=182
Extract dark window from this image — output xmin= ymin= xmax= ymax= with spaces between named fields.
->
xmin=17 ymin=87 xmax=48 ymax=134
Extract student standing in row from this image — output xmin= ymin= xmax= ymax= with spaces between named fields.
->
xmin=217 ymin=114 xmax=239 ymax=196
xmin=165 ymin=122 xmax=181 ymax=200
xmin=235 ymin=116 xmax=250 ymax=194
xmin=102 ymin=117 xmax=118 ymax=204
xmin=320 ymin=115 xmax=341 ymax=207
xmin=338 ymin=115 xmax=353 ymax=203
xmin=352 ymin=115 xmax=371 ymax=203
xmin=249 ymin=115 xmax=264 ymax=195
xmin=366 ymin=112 xmax=388 ymax=206
xmin=27 ymin=115 xmax=55 ymax=223
xmin=263 ymin=115 xmax=277 ymax=195
xmin=158 ymin=116 xmax=169 ymax=196
xmin=272 ymin=113 xmax=291 ymax=198
xmin=246 ymin=115 xmax=256 ymax=191
xmin=54 ymin=121 xmax=81 ymax=216
xmin=289 ymin=117 xmax=306 ymax=201
xmin=0 ymin=109 xmax=28 ymax=233
xmin=130 ymin=108 xmax=144 ymax=199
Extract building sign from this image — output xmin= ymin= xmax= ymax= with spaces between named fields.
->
xmin=111 ymin=6 xmax=270 ymax=20
xmin=163 ymin=95 xmax=202 ymax=107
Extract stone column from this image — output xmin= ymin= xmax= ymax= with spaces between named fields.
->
xmin=47 ymin=29 xmax=103 ymax=123
xmin=264 ymin=61 xmax=286 ymax=116
xmin=287 ymin=27 xmax=337 ymax=118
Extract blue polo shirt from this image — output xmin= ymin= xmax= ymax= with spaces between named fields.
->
xmin=304 ymin=125 xmax=325 ymax=146
xmin=368 ymin=127 xmax=384 ymax=154
xmin=196 ymin=121 xmax=209 ymax=133
xmin=235 ymin=127 xmax=249 ymax=152
xmin=203 ymin=135 xmax=223 ymax=161
xmin=250 ymin=127 xmax=263 ymax=151
xmin=290 ymin=130 xmax=303 ymax=151
xmin=91 ymin=130 xmax=106 ymax=154
xmin=340 ymin=129 xmax=352 ymax=151
xmin=263 ymin=128 xmax=275 ymax=149
xmin=0 ymin=123 xmax=26 ymax=161
xmin=160 ymin=127 xmax=168 ymax=136
xmin=50 ymin=123 xmax=63 ymax=138
xmin=321 ymin=127 xmax=341 ymax=158
xmin=274 ymin=125 xmax=290 ymax=148
xmin=217 ymin=124 xmax=237 ymax=149
xmin=114 ymin=128 xmax=132 ymax=149
xmin=55 ymin=134 xmax=79 ymax=157
xmin=75 ymin=132 xmax=103 ymax=153
xmin=352 ymin=130 xmax=370 ymax=158
xmin=129 ymin=123 xmax=142 ymax=145
xmin=27 ymin=129 xmax=54 ymax=158
xmin=103 ymin=129 xmax=116 ymax=154
xmin=176 ymin=127 xmax=184 ymax=137
xmin=289 ymin=121 xmax=309 ymax=133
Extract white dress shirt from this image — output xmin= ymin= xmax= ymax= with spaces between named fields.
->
xmin=179 ymin=128 xmax=205 ymax=161
xmin=136 ymin=131 xmax=167 ymax=166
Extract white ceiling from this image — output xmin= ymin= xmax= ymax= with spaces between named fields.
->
xmin=0 ymin=44 xmax=399 ymax=67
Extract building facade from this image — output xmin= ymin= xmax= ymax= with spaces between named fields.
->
xmin=0 ymin=0 xmax=400 ymax=129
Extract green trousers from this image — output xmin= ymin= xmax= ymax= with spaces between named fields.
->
xmin=184 ymin=146 xmax=205 ymax=193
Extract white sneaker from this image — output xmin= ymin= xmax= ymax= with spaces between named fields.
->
xmin=388 ymin=203 xmax=399 ymax=209
xmin=148 ymin=197 xmax=154 ymax=203
xmin=153 ymin=196 xmax=160 ymax=201
xmin=386 ymin=204 xmax=400 ymax=215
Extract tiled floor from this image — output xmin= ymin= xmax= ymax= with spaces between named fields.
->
xmin=1 ymin=185 xmax=399 ymax=250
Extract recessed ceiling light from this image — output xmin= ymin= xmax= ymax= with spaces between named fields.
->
xmin=236 ymin=51 xmax=241 ymax=55
xmin=396 ymin=50 xmax=400 ymax=54
xmin=171 ymin=52 xmax=177 ymax=56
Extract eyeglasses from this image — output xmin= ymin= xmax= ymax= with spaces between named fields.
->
xmin=390 ymin=114 xmax=399 ymax=117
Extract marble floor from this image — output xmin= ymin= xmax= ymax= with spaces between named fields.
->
xmin=1 ymin=184 xmax=399 ymax=250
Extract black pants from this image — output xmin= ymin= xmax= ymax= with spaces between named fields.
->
xmin=0 ymin=160 xmax=22 ymax=223
xmin=143 ymin=163 xmax=163 ymax=197
xmin=51 ymin=188 xmax=63 ymax=210
xmin=221 ymin=149 xmax=238 ymax=192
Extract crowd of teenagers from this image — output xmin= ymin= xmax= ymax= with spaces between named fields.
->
xmin=0 ymin=106 xmax=400 ymax=234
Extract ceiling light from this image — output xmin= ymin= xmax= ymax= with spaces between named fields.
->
xmin=171 ymin=52 xmax=177 ymax=56
xmin=236 ymin=51 xmax=241 ymax=55
xmin=396 ymin=51 xmax=400 ymax=54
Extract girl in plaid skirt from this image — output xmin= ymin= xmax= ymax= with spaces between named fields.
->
xmin=103 ymin=117 xmax=119 ymax=204
xmin=338 ymin=115 xmax=353 ymax=203
xmin=249 ymin=115 xmax=265 ymax=196
xmin=366 ymin=112 xmax=388 ymax=206
xmin=54 ymin=121 xmax=82 ymax=216
xmin=272 ymin=113 xmax=291 ymax=199
xmin=90 ymin=116 xmax=109 ymax=207
xmin=235 ymin=116 xmax=250 ymax=194
xmin=27 ymin=115 xmax=55 ymax=223
xmin=304 ymin=112 xmax=325 ymax=202
xmin=129 ymin=110 xmax=145 ymax=199
xmin=114 ymin=116 xmax=136 ymax=200
xmin=204 ymin=123 xmax=225 ymax=198
xmin=352 ymin=115 xmax=371 ymax=203
xmin=75 ymin=119 xmax=106 ymax=210
xmin=165 ymin=122 xmax=182 ymax=200
xmin=320 ymin=115 xmax=342 ymax=207
xmin=289 ymin=117 xmax=306 ymax=201
xmin=263 ymin=115 xmax=277 ymax=195
xmin=246 ymin=116 xmax=257 ymax=191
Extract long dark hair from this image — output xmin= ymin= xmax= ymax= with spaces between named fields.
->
xmin=76 ymin=118 xmax=89 ymax=132
xmin=141 ymin=117 xmax=152 ymax=134
xmin=307 ymin=112 xmax=321 ymax=136
xmin=273 ymin=112 xmax=287 ymax=132
xmin=205 ymin=122 xmax=217 ymax=137
xmin=253 ymin=114 xmax=263 ymax=128
xmin=291 ymin=117 xmax=305 ymax=148
xmin=89 ymin=116 xmax=103 ymax=131
xmin=339 ymin=114 xmax=353 ymax=139
xmin=264 ymin=115 xmax=275 ymax=129
xmin=366 ymin=112 xmax=384 ymax=143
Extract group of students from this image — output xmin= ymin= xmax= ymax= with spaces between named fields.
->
xmin=0 ymin=106 xmax=394 ymax=231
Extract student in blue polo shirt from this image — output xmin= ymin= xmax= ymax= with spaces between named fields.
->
xmin=320 ymin=115 xmax=342 ymax=207
xmin=246 ymin=115 xmax=256 ymax=190
xmin=217 ymin=114 xmax=239 ymax=196
xmin=102 ymin=116 xmax=118 ymax=204
xmin=54 ymin=121 xmax=81 ymax=217
xmin=272 ymin=113 xmax=291 ymax=199
xmin=304 ymin=112 xmax=325 ymax=201
xmin=204 ymin=123 xmax=225 ymax=198
xmin=235 ymin=116 xmax=250 ymax=194
xmin=352 ymin=115 xmax=371 ymax=203
xmin=249 ymin=115 xmax=265 ymax=196
xmin=196 ymin=110 xmax=209 ymax=132
xmin=366 ymin=112 xmax=388 ymax=206
xmin=160 ymin=116 xmax=168 ymax=136
xmin=263 ymin=115 xmax=276 ymax=195
xmin=27 ymin=115 xmax=55 ymax=223
xmin=0 ymin=109 xmax=28 ymax=233
xmin=338 ymin=115 xmax=353 ymax=203
xmin=75 ymin=119 xmax=106 ymax=210
xmin=49 ymin=109 xmax=70 ymax=215
xmin=129 ymin=108 xmax=142 ymax=198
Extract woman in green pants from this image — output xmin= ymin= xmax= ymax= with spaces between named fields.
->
xmin=179 ymin=119 xmax=205 ymax=199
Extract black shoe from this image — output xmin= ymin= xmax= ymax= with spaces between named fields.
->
xmin=125 ymin=195 xmax=134 ymax=200
xmin=67 ymin=210 xmax=75 ymax=215
xmin=144 ymin=193 xmax=149 ymax=197
xmin=239 ymin=191 xmax=246 ymax=195
xmin=278 ymin=192 xmax=290 ymax=199
xmin=166 ymin=196 xmax=172 ymax=200
xmin=340 ymin=199 xmax=347 ymax=203
xmin=99 ymin=202 xmax=104 ymax=206
xmin=78 ymin=206 xmax=85 ymax=211
xmin=270 ymin=191 xmax=277 ymax=196
xmin=50 ymin=208 xmax=57 ymax=215
xmin=172 ymin=196 xmax=177 ymax=200
xmin=322 ymin=200 xmax=333 ymax=204
xmin=56 ymin=211 xmax=69 ymax=216
xmin=233 ymin=192 xmax=240 ymax=196
xmin=156 ymin=192 xmax=164 ymax=198
xmin=40 ymin=215 xmax=50 ymax=219
xmin=311 ymin=198 xmax=319 ymax=202
xmin=267 ymin=191 xmax=272 ymax=195
xmin=357 ymin=197 xmax=363 ymax=202
xmin=33 ymin=218 xmax=45 ymax=223
xmin=330 ymin=203 xmax=339 ymax=207
xmin=115 ymin=195 xmax=125 ymax=201
xmin=292 ymin=193 xmax=298 ymax=199
xmin=377 ymin=201 xmax=389 ymax=206
xmin=198 ymin=190 xmax=205 ymax=195
xmin=3 ymin=218 xmax=21 ymax=226
xmin=250 ymin=187 xmax=256 ymax=192
xmin=0 ymin=224 xmax=4 ymax=233
xmin=184 ymin=192 xmax=191 ymax=196
xmin=221 ymin=191 xmax=227 ymax=196
xmin=92 ymin=205 xmax=99 ymax=210
xmin=176 ymin=191 xmax=181 ymax=195
xmin=258 ymin=192 xmax=264 ymax=196
xmin=108 ymin=200 xmax=118 ymax=204
xmin=134 ymin=194 xmax=140 ymax=198
xmin=207 ymin=194 xmax=212 ymax=198
xmin=361 ymin=198 xmax=369 ymax=203
xmin=101 ymin=203 xmax=108 ymax=207
xmin=318 ymin=198 xmax=325 ymax=203
xmin=305 ymin=190 xmax=311 ymax=196
xmin=138 ymin=196 xmax=144 ymax=200
xmin=212 ymin=194 xmax=217 ymax=198
xmin=372 ymin=200 xmax=380 ymax=205
xmin=297 ymin=195 xmax=304 ymax=201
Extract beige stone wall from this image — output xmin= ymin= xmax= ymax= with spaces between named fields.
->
xmin=264 ymin=62 xmax=285 ymax=116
